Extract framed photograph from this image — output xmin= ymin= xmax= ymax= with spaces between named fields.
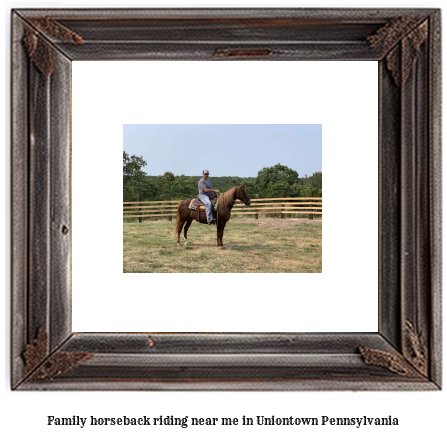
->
xmin=120 ymin=123 xmax=323 ymax=273
xmin=11 ymin=8 xmax=441 ymax=390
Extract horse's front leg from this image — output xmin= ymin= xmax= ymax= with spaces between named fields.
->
xmin=217 ymin=222 xmax=226 ymax=249
xmin=216 ymin=225 xmax=222 ymax=248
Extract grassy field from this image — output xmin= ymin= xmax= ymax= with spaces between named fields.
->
xmin=123 ymin=218 xmax=322 ymax=273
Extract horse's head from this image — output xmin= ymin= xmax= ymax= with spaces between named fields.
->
xmin=236 ymin=184 xmax=251 ymax=206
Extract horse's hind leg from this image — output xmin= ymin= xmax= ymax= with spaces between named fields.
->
xmin=183 ymin=219 xmax=193 ymax=245
xmin=176 ymin=219 xmax=186 ymax=246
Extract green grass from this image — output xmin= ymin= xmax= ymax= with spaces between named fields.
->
xmin=123 ymin=218 xmax=322 ymax=273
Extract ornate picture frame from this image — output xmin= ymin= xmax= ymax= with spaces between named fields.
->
xmin=11 ymin=8 xmax=441 ymax=390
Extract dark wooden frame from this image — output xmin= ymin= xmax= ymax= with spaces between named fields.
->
xmin=11 ymin=8 xmax=441 ymax=390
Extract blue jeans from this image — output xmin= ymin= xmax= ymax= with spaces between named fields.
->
xmin=198 ymin=194 xmax=212 ymax=222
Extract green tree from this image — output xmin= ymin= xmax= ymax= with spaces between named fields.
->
xmin=296 ymin=185 xmax=321 ymax=198
xmin=123 ymin=152 xmax=151 ymax=201
xmin=141 ymin=177 xmax=158 ymax=201
xmin=123 ymin=152 xmax=146 ymax=185
xmin=156 ymin=171 xmax=175 ymax=200
xmin=172 ymin=174 xmax=197 ymax=199
xmin=237 ymin=177 xmax=257 ymax=197
xmin=229 ymin=177 xmax=240 ymax=186
xmin=300 ymin=171 xmax=322 ymax=190
xmin=297 ymin=171 xmax=322 ymax=197
xmin=310 ymin=171 xmax=322 ymax=190
xmin=256 ymin=163 xmax=301 ymax=198
xmin=187 ymin=176 xmax=199 ymax=198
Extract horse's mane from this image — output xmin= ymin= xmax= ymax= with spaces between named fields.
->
xmin=219 ymin=186 xmax=237 ymax=209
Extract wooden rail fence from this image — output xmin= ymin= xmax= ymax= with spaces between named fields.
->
xmin=123 ymin=197 xmax=322 ymax=221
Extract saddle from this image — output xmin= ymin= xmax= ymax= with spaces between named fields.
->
xmin=189 ymin=198 xmax=217 ymax=210
xmin=189 ymin=194 xmax=217 ymax=223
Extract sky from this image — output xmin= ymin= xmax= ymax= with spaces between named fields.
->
xmin=123 ymin=124 xmax=322 ymax=178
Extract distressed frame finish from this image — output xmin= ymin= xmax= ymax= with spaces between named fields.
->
xmin=11 ymin=8 xmax=441 ymax=390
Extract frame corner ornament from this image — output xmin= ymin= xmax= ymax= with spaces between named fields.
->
xmin=367 ymin=17 xmax=429 ymax=86
xmin=22 ymin=17 xmax=84 ymax=76
xmin=23 ymin=327 xmax=48 ymax=373
xmin=359 ymin=346 xmax=424 ymax=380
xmin=27 ymin=352 xmax=94 ymax=381
xmin=404 ymin=320 xmax=428 ymax=377
xmin=22 ymin=328 xmax=93 ymax=382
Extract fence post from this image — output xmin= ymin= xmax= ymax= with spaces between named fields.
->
xmin=255 ymin=194 xmax=259 ymax=219
xmin=309 ymin=191 xmax=313 ymax=220
xmin=281 ymin=191 xmax=285 ymax=219
xmin=168 ymin=195 xmax=172 ymax=221
xmin=138 ymin=193 xmax=142 ymax=223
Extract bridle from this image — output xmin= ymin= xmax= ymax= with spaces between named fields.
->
xmin=234 ymin=186 xmax=249 ymax=205
xmin=232 ymin=187 xmax=238 ymax=204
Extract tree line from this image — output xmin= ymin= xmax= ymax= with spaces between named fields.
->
xmin=123 ymin=152 xmax=322 ymax=202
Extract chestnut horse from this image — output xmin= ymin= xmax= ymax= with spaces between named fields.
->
xmin=174 ymin=185 xmax=251 ymax=249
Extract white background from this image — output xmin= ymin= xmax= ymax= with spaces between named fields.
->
xmin=72 ymin=60 xmax=378 ymax=333
xmin=2 ymin=1 xmax=445 ymax=438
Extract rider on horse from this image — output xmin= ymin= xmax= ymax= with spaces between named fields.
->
xmin=198 ymin=169 xmax=220 ymax=224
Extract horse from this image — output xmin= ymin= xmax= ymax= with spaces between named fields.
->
xmin=173 ymin=185 xmax=251 ymax=249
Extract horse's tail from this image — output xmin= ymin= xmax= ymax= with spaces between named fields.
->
xmin=173 ymin=203 xmax=182 ymax=236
